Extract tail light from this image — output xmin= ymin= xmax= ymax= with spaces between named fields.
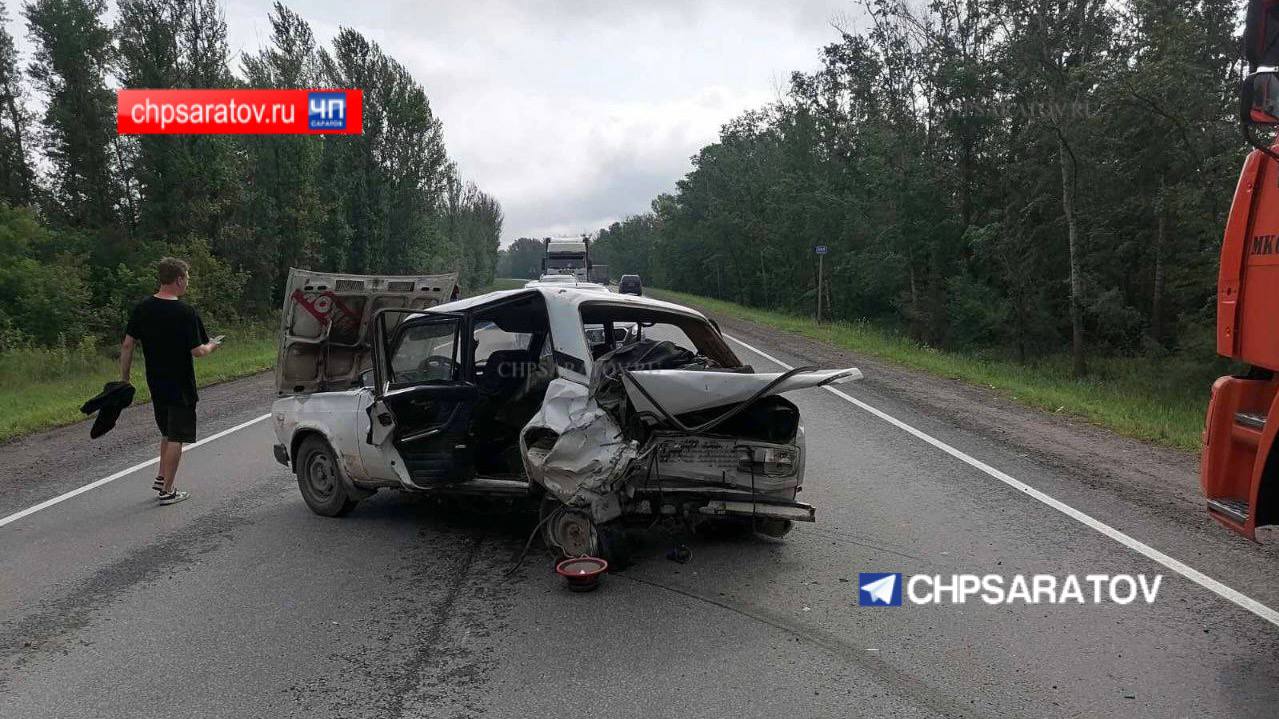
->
xmin=736 ymin=445 xmax=797 ymax=477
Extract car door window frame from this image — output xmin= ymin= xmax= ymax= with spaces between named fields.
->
xmin=373 ymin=309 xmax=469 ymax=396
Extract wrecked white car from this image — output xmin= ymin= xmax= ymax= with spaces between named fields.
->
xmin=270 ymin=269 xmax=861 ymax=557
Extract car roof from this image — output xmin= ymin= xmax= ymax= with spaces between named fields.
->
xmin=525 ymin=278 xmax=610 ymax=292
xmin=429 ymin=285 xmax=708 ymax=320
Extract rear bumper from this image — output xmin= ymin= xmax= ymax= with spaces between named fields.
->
xmin=628 ymin=486 xmax=815 ymax=523
xmin=641 ymin=435 xmax=805 ymax=495
xmin=698 ymin=499 xmax=815 ymax=522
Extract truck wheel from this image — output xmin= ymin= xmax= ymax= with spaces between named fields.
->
xmin=296 ymin=435 xmax=358 ymax=517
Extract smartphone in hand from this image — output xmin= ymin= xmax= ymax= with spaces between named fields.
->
xmin=211 ymin=334 xmax=226 ymax=345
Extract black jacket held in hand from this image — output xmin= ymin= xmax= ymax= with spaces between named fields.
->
xmin=81 ymin=381 xmax=136 ymax=438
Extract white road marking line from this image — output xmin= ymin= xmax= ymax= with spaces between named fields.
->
xmin=0 ymin=413 xmax=272 ymax=530
xmin=724 ymin=333 xmax=1279 ymax=629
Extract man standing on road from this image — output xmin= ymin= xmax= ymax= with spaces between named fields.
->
xmin=119 ymin=257 xmax=222 ymax=505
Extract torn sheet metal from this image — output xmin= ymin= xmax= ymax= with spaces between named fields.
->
xmin=622 ymin=367 xmax=863 ymax=417
xmin=520 ymin=378 xmax=637 ymax=520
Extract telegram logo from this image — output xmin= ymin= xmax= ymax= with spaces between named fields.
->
xmin=858 ymin=572 xmax=903 ymax=606
xmin=857 ymin=572 xmax=1162 ymax=607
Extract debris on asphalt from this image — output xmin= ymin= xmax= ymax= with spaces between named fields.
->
xmin=556 ymin=556 xmax=609 ymax=592
xmin=666 ymin=544 xmax=691 ymax=563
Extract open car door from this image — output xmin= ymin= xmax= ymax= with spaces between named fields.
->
xmin=276 ymin=268 xmax=458 ymax=395
xmin=368 ymin=310 xmax=478 ymax=488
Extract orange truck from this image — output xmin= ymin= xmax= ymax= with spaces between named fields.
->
xmin=1201 ymin=0 xmax=1279 ymax=538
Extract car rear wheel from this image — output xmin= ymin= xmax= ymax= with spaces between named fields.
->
xmin=540 ymin=497 xmax=600 ymax=557
xmin=296 ymin=435 xmax=358 ymax=517
xmin=538 ymin=496 xmax=635 ymax=566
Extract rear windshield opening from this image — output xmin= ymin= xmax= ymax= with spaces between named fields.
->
xmin=579 ymin=303 xmax=741 ymax=368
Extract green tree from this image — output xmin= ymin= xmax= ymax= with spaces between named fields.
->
xmin=0 ymin=2 xmax=33 ymax=206
xmin=498 ymin=237 xmax=546 ymax=279
xmin=0 ymin=0 xmax=501 ymax=348
xmin=239 ymin=2 xmax=324 ymax=307
xmin=320 ymin=28 xmax=386 ymax=273
xmin=25 ymin=0 xmax=121 ymax=237
xmin=607 ymin=0 xmax=1240 ymax=373
xmin=0 ymin=202 xmax=91 ymax=344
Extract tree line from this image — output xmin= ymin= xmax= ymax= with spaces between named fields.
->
xmin=496 ymin=236 xmax=547 ymax=279
xmin=588 ymin=0 xmax=1240 ymax=375
xmin=0 ymin=0 xmax=500 ymax=350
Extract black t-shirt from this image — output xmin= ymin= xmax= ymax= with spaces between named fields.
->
xmin=126 ymin=296 xmax=209 ymax=406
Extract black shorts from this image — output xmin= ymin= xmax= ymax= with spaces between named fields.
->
xmin=153 ymin=402 xmax=197 ymax=443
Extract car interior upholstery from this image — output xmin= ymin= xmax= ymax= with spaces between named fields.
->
xmin=469 ymin=293 xmax=556 ymax=475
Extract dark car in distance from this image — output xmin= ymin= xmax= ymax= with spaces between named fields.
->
xmin=618 ymin=274 xmax=643 ymax=296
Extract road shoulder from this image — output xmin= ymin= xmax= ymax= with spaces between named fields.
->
xmin=0 ymin=372 xmax=276 ymax=518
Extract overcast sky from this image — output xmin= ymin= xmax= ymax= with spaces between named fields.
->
xmin=17 ymin=0 xmax=861 ymax=246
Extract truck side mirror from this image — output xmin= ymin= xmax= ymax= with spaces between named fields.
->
xmin=1245 ymin=0 xmax=1279 ymax=68
xmin=1242 ymin=70 xmax=1279 ymax=126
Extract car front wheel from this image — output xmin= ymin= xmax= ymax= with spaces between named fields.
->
xmin=296 ymin=435 xmax=358 ymax=517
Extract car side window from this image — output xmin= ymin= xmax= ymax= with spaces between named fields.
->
xmin=390 ymin=319 xmax=460 ymax=385
xmin=471 ymin=320 xmax=534 ymax=371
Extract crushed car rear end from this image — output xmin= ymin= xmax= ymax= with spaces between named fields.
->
xmin=518 ymin=291 xmax=860 ymax=555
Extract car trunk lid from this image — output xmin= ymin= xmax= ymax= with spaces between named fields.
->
xmin=276 ymin=268 xmax=458 ymax=395
xmin=621 ymin=367 xmax=862 ymax=418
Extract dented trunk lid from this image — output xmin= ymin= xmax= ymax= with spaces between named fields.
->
xmin=276 ymin=268 xmax=458 ymax=395
xmin=621 ymin=367 xmax=862 ymax=417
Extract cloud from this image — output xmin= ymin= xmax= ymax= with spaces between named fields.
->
xmin=259 ymin=0 xmax=855 ymax=244
xmin=449 ymin=84 xmax=776 ymax=240
xmin=11 ymin=0 xmax=858 ymax=245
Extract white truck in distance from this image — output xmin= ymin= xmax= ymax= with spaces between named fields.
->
xmin=542 ymin=237 xmax=591 ymax=282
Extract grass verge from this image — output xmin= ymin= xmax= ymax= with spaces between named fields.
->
xmin=650 ymin=287 xmax=1217 ymax=452
xmin=0 ymin=321 xmax=276 ymax=443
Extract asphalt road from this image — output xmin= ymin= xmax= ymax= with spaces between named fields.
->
xmin=2 ymin=328 xmax=1278 ymax=718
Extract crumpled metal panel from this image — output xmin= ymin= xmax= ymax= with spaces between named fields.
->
xmin=521 ymin=362 xmax=862 ymax=525
xmin=623 ymin=367 xmax=863 ymax=416
xmin=519 ymin=379 xmax=636 ymax=519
